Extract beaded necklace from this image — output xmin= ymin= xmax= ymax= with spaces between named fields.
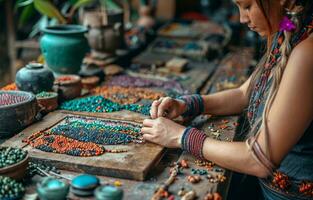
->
xmin=24 ymin=116 xmax=143 ymax=157
xmin=247 ymin=11 xmax=313 ymax=126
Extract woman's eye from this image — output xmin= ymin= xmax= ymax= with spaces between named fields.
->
xmin=244 ymin=5 xmax=251 ymax=10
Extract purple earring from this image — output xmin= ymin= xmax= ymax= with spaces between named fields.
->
xmin=279 ymin=16 xmax=296 ymax=32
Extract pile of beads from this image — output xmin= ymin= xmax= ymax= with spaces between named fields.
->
xmin=0 ymin=147 xmax=27 ymax=168
xmin=272 ymin=171 xmax=291 ymax=190
xmin=36 ymin=91 xmax=56 ymax=98
xmin=187 ymin=175 xmax=201 ymax=184
xmin=24 ymin=116 xmax=143 ymax=157
xmin=299 ymin=182 xmax=313 ymax=197
xmin=91 ymin=85 xmax=165 ymax=104
xmin=191 ymin=168 xmax=208 ymax=175
xmin=0 ymin=176 xmax=25 ymax=199
xmin=0 ymin=92 xmax=30 ymax=106
xmin=106 ymin=75 xmax=188 ymax=95
xmin=0 ymin=83 xmax=17 ymax=91
xmin=60 ymin=96 xmax=151 ymax=115
xmin=26 ymin=162 xmax=60 ymax=178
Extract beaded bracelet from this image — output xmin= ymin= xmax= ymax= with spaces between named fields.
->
xmin=181 ymin=127 xmax=208 ymax=160
xmin=177 ymin=94 xmax=204 ymax=119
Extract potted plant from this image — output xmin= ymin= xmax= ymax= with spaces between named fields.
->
xmin=15 ymin=0 xmax=96 ymax=75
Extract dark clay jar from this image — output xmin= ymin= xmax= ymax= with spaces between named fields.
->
xmin=15 ymin=63 xmax=55 ymax=94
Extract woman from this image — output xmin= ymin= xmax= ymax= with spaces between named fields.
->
xmin=141 ymin=0 xmax=313 ymax=199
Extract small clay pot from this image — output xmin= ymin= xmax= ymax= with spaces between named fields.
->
xmin=54 ymin=75 xmax=82 ymax=100
xmin=0 ymin=153 xmax=29 ymax=181
xmin=81 ymin=76 xmax=100 ymax=90
xmin=36 ymin=92 xmax=58 ymax=113
xmin=15 ymin=63 xmax=55 ymax=94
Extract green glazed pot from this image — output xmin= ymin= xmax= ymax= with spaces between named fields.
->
xmin=40 ymin=25 xmax=89 ymax=75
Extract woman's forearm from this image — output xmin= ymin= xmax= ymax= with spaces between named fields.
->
xmin=202 ymin=138 xmax=268 ymax=178
xmin=202 ymin=88 xmax=248 ymax=116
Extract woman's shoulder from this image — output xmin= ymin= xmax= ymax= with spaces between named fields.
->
xmin=288 ymin=35 xmax=313 ymax=72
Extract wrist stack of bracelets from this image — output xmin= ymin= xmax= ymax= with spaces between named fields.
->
xmin=181 ymin=127 xmax=208 ymax=160
xmin=177 ymin=94 xmax=204 ymax=119
xmin=178 ymin=94 xmax=207 ymax=160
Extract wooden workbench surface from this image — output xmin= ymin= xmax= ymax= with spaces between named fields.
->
xmin=1 ymin=47 xmax=253 ymax=200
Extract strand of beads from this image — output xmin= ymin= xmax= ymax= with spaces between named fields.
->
xmin=60 ymin=96 xmax=151 ymax=115
xmin=92 ymin=85 xmax=165 ymax=104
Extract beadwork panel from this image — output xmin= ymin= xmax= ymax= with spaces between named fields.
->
xmin=1 ymin=111 xmax=164 ymax=180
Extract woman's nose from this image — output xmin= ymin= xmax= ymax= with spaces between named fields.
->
xmin=240 ymin=11 xmax=250 ymax=24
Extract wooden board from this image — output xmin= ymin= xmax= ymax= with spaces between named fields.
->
xmin=132 ymin=51 xmax=218 ymax=93
xmin=1 ymin=111 xmax=165 ymax=181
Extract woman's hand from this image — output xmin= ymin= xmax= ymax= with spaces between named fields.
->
xmin=141 ymin=117 xmax=186 ymax=148
xmin=150 ymin=97 xmax=187 ymax=119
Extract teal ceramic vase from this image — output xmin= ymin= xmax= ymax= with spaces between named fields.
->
xmin=40 ymin=25 xmax=89 ymax=75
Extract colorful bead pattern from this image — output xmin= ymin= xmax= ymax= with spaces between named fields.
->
xmin=0 ymin=92 xmax=30 ymax=106
xmin=106 ymin=75 xmax=188 ymax=95
xmin=181 ymin=127 xmax=207 ymax=160
xmin=29 ymin=135 xmax=106 ymax=157
xmin=91 ymin=85 xmax=165 ymax=104
xmin=23 ymin=116 xmax=143 ymax=157
xmin=178 ymin=94 xmax=204 ymax=118
xmin=247 ymin=11 xmax=313 ymax=126
xmin=60 ymin=96 xmax=151 ymax=115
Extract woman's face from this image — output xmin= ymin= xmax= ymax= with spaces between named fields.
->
xmin=234 ymin=0 xmax=281 ymax=37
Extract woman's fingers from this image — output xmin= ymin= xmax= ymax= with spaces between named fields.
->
xmin=157 ymin=97 xmax=172 ymax=118
xmin=143 ymin=119 xmax=155 ymax=127
xmin=142 ymin=133 xmax=155 ymax=142
xmin=150 ymin=98 xmax=163 ymax=119
xmin=141 ymin=126 xmax=153 ymax=134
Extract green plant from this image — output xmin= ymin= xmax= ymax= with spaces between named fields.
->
xmin=14 ymin=0 xmax=122 ymax=37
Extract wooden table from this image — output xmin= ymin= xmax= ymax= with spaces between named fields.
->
xmin=1 ymin=47 xmax=253 ymax=200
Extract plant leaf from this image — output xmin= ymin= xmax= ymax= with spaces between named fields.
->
xmin=100 ymin=0 xmax=121 ymax=10
xmin=33 ymin=0 xmax=66 ymax=24
xmin=14 ymin=0 xmax=33 ymax=12
xmin=18 ymin=3 xmax=35 ymax=27
xmin=72 ymin=0 xmax=95 ymax=10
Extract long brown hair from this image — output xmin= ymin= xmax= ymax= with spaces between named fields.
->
xmin=247 ymin=0 xmax=310 ymax=160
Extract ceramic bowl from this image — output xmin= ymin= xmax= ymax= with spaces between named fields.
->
xmin=36 ymin=92 xmax=58 ymax=113
xmin=0 ymin=151 xmax=29 ymax=181
xmin=53 ymin=75 xmax=82 ymax=100
xmin=0 ymin=91 xmax=38 ymax=138
xmin=81 ymin=76 xmax=100 ymax=90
